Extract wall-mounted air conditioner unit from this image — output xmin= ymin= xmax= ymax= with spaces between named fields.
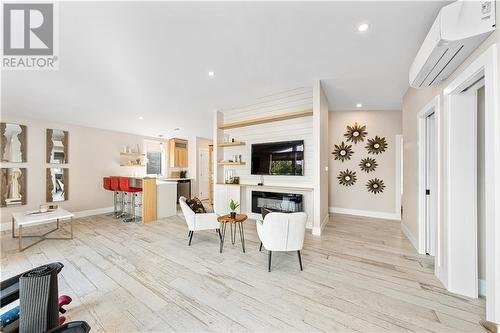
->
xmin=409 ymin=1 xmax=495 ymax=88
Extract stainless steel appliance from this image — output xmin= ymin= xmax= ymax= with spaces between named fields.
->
xmin=177 ymin=179 xmax=191 ymax=203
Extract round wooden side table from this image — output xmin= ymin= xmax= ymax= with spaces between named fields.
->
xmin=217 ymin=214 xmax=248 ymax=253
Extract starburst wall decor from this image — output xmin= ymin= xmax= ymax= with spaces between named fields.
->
xmin=366 ymin=178 xmax=385 ymax=194
xmin=365 ymin=136 xmax=388 ymax=155
xmin=344 ymin=123 xmax=367 ymax=144
xmin=359 ymin=157 xmax=377 ymax=173
xmin=338 ymin=169 xmax=357 ymax=186
xmin=332 ymin=141 xmax=353 ymax=162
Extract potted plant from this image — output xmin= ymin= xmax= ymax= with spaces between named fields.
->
xmin=229 ymin=199 xmax=240 ymax=218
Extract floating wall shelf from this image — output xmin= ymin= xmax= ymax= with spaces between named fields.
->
xmin=120 ymin=152 xmax=145 ymax=157
xmin=120 ymin=164 xmax=145 ymax=167
xmin=217 ymin=161 xmax=246 ymax=166
xmin=218 ymin=141 xmax=246 ymax=147
xmin=218 ymin=109 xmax=313 ymax=130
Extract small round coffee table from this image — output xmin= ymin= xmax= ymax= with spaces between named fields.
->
xmin=217 ymin=214 xmax=248 ymax=253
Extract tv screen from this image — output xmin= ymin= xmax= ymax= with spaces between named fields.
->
xmin=251 ymin=140 xmax=304 ymax=175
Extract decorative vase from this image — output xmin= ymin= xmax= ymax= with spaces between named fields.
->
xmin=230 ymin=212 xmax=236 ymax=219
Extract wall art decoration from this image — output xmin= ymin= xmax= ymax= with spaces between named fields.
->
xmin=366 ymin=178 xmax=385 ymax=194
xmin=1 ymin=168 xmax=27 ymax=207
xmin=338 ymin=169 xmax=357 ymax=186
xmin=1 ymin=122 xmax=27 ymax=163
xmin=359 ymin=157 xmax=378 ymax=173
xmin=47 ymin=129 xmax=69 ymax=164
xmin=332 ymin=141 xmax=353 ymax=162
xmin=365 ymin=136 xmax=388 ymax=155
xmin=344 ymin=122 xmax=367 ymax=144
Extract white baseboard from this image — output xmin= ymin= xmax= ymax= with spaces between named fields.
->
xmin=479 ymin=279 xmax=486 ymax=297
xmin=1 ymin=206 xmax=114 ymax=232
xmin=312 ymin=213 xmax=329 ymax=236
xmin=329 ymin=207 xmax=401 ymax=221
xmin=401 ymin=222 xmax=418 ymax=251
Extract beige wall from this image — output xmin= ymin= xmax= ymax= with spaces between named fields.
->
xmin=0 ymin=114 xmax=156 ymax=226
xmin=401 ymin=2 xmax=500 ymax=243
xmin=189 ymin=136 xmax=212 ymax=198
xmin=329 ymin=111 xmax=402 ymax=215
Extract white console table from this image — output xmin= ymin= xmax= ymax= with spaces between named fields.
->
xmin=12 ymin=208 xmax=74 ymax=252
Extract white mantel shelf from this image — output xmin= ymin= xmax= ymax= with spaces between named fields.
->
xmin=216 ymin=183 xmax=313 ymax=192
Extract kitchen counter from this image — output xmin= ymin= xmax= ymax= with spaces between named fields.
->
xmin=160 ymin=178 xmax=192 ymax=181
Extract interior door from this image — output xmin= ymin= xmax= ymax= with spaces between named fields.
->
xmin=425 ymin=113 xmax=437 ymax=256
xmin=198 ymin=149 xmax=209 ymax=200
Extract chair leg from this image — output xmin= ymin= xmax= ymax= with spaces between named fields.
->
xmin=188 ymin=231 xmax=193 ymax=246
xmin=297 ymin=250 xmax=303 ymax=271
xmin=217 ymin=229 xmax=222 ymax=242
xmin=268 ymin=251 xmax=272 ymax=272
xmin=259 ymin=242 xmax=263 ymax=252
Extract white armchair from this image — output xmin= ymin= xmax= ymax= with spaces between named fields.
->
xmin=256 ymin=212 xmax=307 ymax=272
xmin=179 ymin=196 xmax=221 ymax=246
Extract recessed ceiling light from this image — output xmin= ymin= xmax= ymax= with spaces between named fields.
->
xmin=208 ymin=71 xmax=215 ymax=77
xmin=138 ymin=116 xmax=144 ymax=120
xmin=356 ymin=103 xmax=363 ymax=108
xmin=357 ymin=23 xmax=370 ymax=32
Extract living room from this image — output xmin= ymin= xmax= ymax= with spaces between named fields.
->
xmin=1 ymin=1 xmax=499 ymax=332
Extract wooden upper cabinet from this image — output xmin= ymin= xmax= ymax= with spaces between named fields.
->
xmin=169 ymin=138 xmax=188 ymax=168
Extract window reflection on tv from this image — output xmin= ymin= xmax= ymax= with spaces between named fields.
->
xmin=251 ymin=140 xmax=304 ymax=175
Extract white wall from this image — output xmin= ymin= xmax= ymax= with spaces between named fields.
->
xmin=329 ymin=111 xmax=402 ymax=217
xmin=0 ymin=114 xmax=155 ymax=227
xmin=477 ymin=86 xmax=486 ymax=284
xmin=221 ymin=86 xmax=313 ymax=187
xmin=313 ymin=81 xmax=330 ymax=234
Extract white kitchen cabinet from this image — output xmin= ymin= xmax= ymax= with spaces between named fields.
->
xmin=214 ymin=184 xmax=241 ymax=215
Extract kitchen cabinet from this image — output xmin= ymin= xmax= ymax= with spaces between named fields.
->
xmin=169 ymin=138 xmax=188 ymax=168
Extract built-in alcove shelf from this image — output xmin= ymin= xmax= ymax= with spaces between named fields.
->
xmin=218 ymin=141 xmax=246 ymax=147
xmin=216 ymin=183 xmax=313 ymax=192
xmin=218 ymin=109 xmax=313 ymax=130
xmin=217 ymin=161 xmax=246 ymax=166
xmin=120 ymin=152 xmax=145 ymax=157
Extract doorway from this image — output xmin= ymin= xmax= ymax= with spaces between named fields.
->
xmin=443 ymin=45 xmax=499 ymax=321
xmin=198 ymin=148 xmax=209 ymax=200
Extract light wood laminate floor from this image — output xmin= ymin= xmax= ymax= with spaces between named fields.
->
xmin=1 ymin=213 xmax=485 ymax=332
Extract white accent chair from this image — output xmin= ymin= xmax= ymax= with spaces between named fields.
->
xmin=256 ymin=212 xmax=307 ymax=272
xmin=179 ymin=196 xmax=221 ymax=246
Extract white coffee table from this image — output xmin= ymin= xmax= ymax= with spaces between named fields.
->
xmin=12 ymin=208 xmax=74 ymax=251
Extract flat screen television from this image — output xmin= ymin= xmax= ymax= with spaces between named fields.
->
xmin=251 ymin=140 xmax=304 ymax=175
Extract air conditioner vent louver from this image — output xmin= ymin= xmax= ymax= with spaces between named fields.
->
xmin=409 ymin=1 xmax=495 ymax=88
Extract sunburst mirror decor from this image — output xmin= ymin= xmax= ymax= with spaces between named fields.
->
xmin=332 ymin=142 xmax=353 ymax=162
xmin=366 ymin=178 xmax=385 ymax=194
xmin=338 ymin=169 xmax=357 ymax=186
xmin=365 ymin=136 xmax=388 ymax=155
xmin=344 ymin=122 xmax=367 ymax=144
xmin=359 ymin=157 xmax=378 ymax=173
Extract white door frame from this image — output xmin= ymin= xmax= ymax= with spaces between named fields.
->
xmin=443 ymin=44 xmax=499 ymax=322
xmin=417 ymin=96 xmax=442 ymax=279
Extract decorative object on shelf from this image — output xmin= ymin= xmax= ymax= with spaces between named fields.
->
xmin=1 ymin=122 xmax=27 ymax=163
xmin=46 ymin=168 xmax=69 ymax=202
xmin=332 ymin=141 xmax=353 ymax=162
xmin=366 ymin=136 xmax=388 ymax=155
xmin=359 ymin=157 xmax=378 ymax=173
xmin=344 ymin=122 xmax=367 ymax=144
xmin=46 ymin=129 xmax=69 ymax=164
xmin=1 ymin=168 xmax=27 ymax=207
xmin=229 ymin=199 xmax=240 ymax=218
xmin=337 ymin=169 xmax=357 ymax=186
xmin=366 ymin=178 xmax=385 ymax=194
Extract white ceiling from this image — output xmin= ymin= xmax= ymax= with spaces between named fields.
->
xmin=2 ymin=1 xmax=448 ymax=139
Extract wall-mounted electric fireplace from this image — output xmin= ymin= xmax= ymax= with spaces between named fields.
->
xmin=251 ymin=191 xmax=303 ymax=214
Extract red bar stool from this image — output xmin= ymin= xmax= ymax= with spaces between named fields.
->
xmin=119 ymin=177 xmax=143 ymax=223
xmin=102 ymin=177 xmax=115 ymax=216
xmin=110 ymin=176 xmax=124 ymax=218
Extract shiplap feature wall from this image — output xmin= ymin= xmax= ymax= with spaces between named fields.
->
xmin=220 ymin=86 xmax=314 ymax=187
